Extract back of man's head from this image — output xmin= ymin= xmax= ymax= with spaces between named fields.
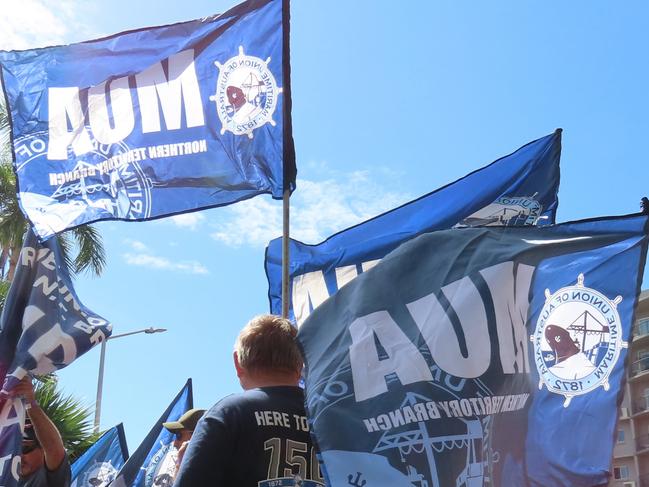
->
xmin=235 ymin=315 xmax=302 ymax=377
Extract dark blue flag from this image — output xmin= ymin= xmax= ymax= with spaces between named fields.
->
xmin=266 ymin=130 xmax=561 ymax=325
xmin=0 ymin=0 xmax=294 ymax=240
xmin=0 ymin=228 xmax=112 ymax=487
xmin=298 ymin=214 xmax=648 ymax=487
xmin=112 ymin=379 xmax=192 ymax=487
xmin=71 ymin=424 xmax=129 ymax=487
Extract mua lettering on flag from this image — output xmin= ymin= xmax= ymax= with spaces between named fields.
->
xmin=265 ymin=130 xmax=561 ymax=325
xmin=298 ymin=214 xmax=648 ymax=487
xmin=71 ymin=424 xmax=129 ymax=487
xmin=0 ymin=228 xmax=112 ymax=487
xmin=0 ymin=0 xmax=295 ymax=240
xmin=112 ymin=379 xmax=192 ymax=487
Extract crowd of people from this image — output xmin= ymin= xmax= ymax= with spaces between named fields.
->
xmin=12 ymin=314 xmax=318 ymax=487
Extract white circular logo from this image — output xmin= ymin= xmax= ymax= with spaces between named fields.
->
xmin=14 ymin=132 xmax=152 ymax=236
xmin=456 ymin=195 xmax=542 ymax=228
xmin=144 ymin=442 xmax=178 ymax=487
xmin=210 ymin=45 xmax=282 ymax=138
xmin=531 ymin=274 xmax=626 ymax=407
xmin=80 ymin=461 xmax=117 ymax=487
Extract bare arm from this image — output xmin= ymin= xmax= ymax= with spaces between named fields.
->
xmin=11 ymin=378 xmax=66 ymax=471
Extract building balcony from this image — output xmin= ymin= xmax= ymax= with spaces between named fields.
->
xmin=636 ymin=434 xmax=649 ymax=454
xmin=632 ymin=400 xmax=649 ymax=417
xmin=629 ymin=357 xmax=649 ymax=380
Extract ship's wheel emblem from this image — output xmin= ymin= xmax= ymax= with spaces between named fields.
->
xmin=531 ymin=274 xmax=626 ymax=407
xmin=210 ymin=45 xmax=282 ymax=138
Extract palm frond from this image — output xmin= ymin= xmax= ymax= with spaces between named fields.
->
xmin=0 ymin=279 xmax=10 ymax=312
xmin=68 ymin=224 xmax=106 ymax=277
xmin=56 ymin=232 xmax=76 ymax=278
xmin=34 ymin=376 xmax=100 ymax=462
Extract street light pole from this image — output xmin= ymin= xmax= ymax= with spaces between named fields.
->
xmin=94 ymin=327 xmax=166 ymax=433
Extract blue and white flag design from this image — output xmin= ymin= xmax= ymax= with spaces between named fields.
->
xmin=71 ymin=424 xmax=129 ymax=487
xmin=0 ymin=228 xmax=112 ymax=487
xmin=112 ymin=379 xmax=192 ymax=487
xmin=266 ymin=130 xmax=561 ymax=325
xmin=0 ymin=0 xmax=295 ymax=240
xmin=298 ymin=214 xmax=648 ymax=487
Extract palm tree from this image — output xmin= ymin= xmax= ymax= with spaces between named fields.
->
xmin=0 ymin=99 xmax=106 ymax=281
xmin=34 ymin=375 xmax=99 ymax=462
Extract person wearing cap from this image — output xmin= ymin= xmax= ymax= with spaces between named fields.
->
xmin=161 ymin=408 xmax=205 ymax=480
xmin=9 ymin=377 xmax=70 ymax=487
xmin=174 ymin=314 xmax=323 ymax=487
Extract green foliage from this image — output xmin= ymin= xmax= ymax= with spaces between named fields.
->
xmin=34 ymin=375 xmax=99 ymax=462
xmin=0 ymin=279 xmax=10 ymax=312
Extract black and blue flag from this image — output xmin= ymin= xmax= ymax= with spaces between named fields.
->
xmin=266 ymin=130 xmax=561 ymax=325
xmin=0 ymin=0 xmax=294 ymax=240
xmin=298 ymin=214 xmax=648 ymax=487
xmin=71 ymin=424 xmax=129 ymax=487
xmin=0 ymin=228 xmax=112 ymax=487
xmin=112 ymin=379 xmax=192 ymax=487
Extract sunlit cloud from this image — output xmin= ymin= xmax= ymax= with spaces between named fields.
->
xmin=0 ymin=0 xmax=97 ymax=51
xmin=121 ymin=240 xmax=208 ymax=274
xmin=168 ymin=213 xmax=205 ymax=230
xmin=210 ymin=170 xmax=411 ymax=248
xmin=123 ymin=253 xmax=209 ymax=275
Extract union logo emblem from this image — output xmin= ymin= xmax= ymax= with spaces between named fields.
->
xmin=211 ymin=46 xmax=282 ymax=138
xmin=531 ymin=274 xmax=626 ymax=407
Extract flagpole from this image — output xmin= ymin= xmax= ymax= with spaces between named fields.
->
xmin=282 ymin=189 xmax=290 ymax=318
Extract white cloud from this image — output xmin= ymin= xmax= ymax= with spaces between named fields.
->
xmin=210 ymin=171 xmax=411 ymax=248
xmin=168 ymin=213 xmax=205 ymax=230
xmin=0 ymin=0 xmax=96 ymax=50
xmin=123 ymin=239 xmax=148 ymax=252
xmin=123 ymin=253 xmax=209 ymax=275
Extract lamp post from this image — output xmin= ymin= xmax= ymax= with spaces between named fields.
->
xmin=94 ymin=327 xmax=167 ymax=432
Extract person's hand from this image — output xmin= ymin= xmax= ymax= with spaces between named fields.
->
xmin=8 ymin=377 xmax=36 ymax=403
xmin=176 ymin=440 xmax=191 ymax=469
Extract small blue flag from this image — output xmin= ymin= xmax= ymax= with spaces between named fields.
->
xmin=0 ymin=228 xmax=112 ymax=487
xmin=298 ymin=214 xmax=648 ymax=487
xmin=71 ymin=424 xmax=129 ymax=487
xmin=112 ymin=379 xmax=192 ymax=487
xmin=0 ymin=0 xmax=294 ymax=240
xmin=266 ymin=130 xmax=561 ymax=325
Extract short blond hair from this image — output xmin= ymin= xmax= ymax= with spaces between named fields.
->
xmin=235 ymin=315 xmax=302 ymax=374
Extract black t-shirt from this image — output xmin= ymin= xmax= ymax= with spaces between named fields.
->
xmin=174 ymin=386 xmax=324 ymax=487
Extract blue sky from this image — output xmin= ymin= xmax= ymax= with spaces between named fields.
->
xmin=2 ymin=0 xmax=648 ymax=450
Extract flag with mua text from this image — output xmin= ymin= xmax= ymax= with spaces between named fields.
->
xmin=71 ymin=424 xmax=129 ymax=487
xmin=112 ymin=380 xmax=192 ymax=487
xmin=0 ymin=228 xmax=112 ymax=487
xmin=298 ymin=214 xmax=648 ymax=487
xmin=0 ymin=0 xmax=294 ymax=240
xmin=265 ymin=130 xmax=561 ymax=326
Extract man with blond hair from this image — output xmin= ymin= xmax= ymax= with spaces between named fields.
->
xmin=174 ymin=315 xmax=323 ymax=487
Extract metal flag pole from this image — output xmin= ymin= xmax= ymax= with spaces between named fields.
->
xmin=282 ymin=188 xmax=290 ymax=318
xmin=94 ymin=327 xmax=166 ymax=432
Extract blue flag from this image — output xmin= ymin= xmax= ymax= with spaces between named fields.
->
xmin=71 ymin=424 xmax=129 ymax=487
xmin=112 ymin=379 xmax=192 ymax=487
xmin=0 ymin=228 xmax=112 ymax=487
xmin=298 ymin=214 xmax=648 ymax=487
xmin=266 ymin=130 xmax=561 ymax=325
xmin=0 ymin=0 xmax=294 ymax=240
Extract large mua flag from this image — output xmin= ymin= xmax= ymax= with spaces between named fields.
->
xmin=298 ymin=214 xmax=649 ymax=487
xmin=266 ymin=130 xmax=561 ymax=325
xmin=0 ymin=229 xmax=112 ymax=487
xmin=112 ymin=379 xmax=192 ymax=487
xmin=71 ymin=424 xmax=129 ymax=487
xmin=0 ymin=0 xmax=295 ymax=240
